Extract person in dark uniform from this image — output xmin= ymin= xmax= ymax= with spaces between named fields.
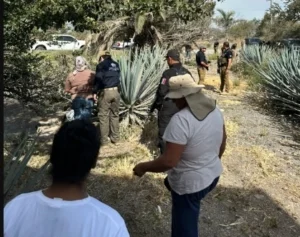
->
xmin=196 ymin=46 xmax=210 ymax=84
xmin=219 ymin=42 xmax=233 ymax=93
xmin=184 ymin=44 xmax=192 ymax=61
xmin=214 ymin=41 xmax=219 ymax=54
xmin=150 ymin=49 xmax=192 ymax=154
xmin=93 ymin=52 xmax=121 ymax=146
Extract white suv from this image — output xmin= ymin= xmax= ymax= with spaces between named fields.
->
xmin=32 ymin=34 xmax=86 ymax=51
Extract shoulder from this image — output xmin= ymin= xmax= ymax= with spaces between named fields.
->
xmin=88 ymin=197 xmax=126 ymax=227
xmin=5 ymin=191 xmax=39 ymax=212
xmin=162 ymin=68 xmax=175 ymax=78
xmin=67 ymin=72 xmax=73 ymax=79
xmin=170 ymin=108 xmax=191 ymax=126
xmin=226 ymin=50 xmax=233 ymax=57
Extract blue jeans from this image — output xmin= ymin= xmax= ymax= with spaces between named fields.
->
xmin=71 ymin=97 xmax=94 ymax=120
xmin=165 ymin=177 xmax=219 ymax=237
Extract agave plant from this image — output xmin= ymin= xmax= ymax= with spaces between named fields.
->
xmin=255 ymin=48 xmax=300 ymax=115
xmin=117 ymin=46 xmax=168 ymax=125
xmin=240 ymin=45 xmax=275 ymax=66
xmin=4 ymin=132 xmax=50 ymax=198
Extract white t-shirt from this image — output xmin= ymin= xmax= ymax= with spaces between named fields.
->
xmin=4 ymin=190 xmax=130 ymax=237
xmin=163 ymin=107 xmax=224 ymax=195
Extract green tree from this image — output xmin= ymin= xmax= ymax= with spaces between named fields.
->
xmin=4 ymin=0 xmax=221 ymax=107
xmin=228 ymin=19 xmax=260 ymax=39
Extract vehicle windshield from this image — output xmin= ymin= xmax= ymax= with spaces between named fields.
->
xmin=245 ymin=38 xmax=261 ymax=44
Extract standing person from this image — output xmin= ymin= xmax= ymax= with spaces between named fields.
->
xmin=219 ymin=42 xmax=233 ymax=94
xmin=150 ymin=49 xmax=192 ymax=154
xmin=4 ymin=120 xmax=130 ymax=237
xmin=93 ymin=52 xmax=121 ymax=146
xmin=214 ymin=41 xmax=219 ymax=54
xmin=196 ymin=46 xmax=210 ymax=85
xmin=134 ymin=74 xmax=227 ymax=237
xmin=231 ymin=43 xmax=238 ymax=63
xmin=65 ymin=56 xmax=95 ymax=120
xmin=184 ymin=44 xmax=192 ymax=61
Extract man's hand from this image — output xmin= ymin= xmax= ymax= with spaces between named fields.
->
xmin=93 ymin=94 xmax=98 ymax=101
xmin=133 ymin=163 xmax=147 ymax=177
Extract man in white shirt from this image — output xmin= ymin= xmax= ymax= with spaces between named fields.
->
xmin=4 ymin=120 xmax=130 ymax=237
xmin=133 ymin=74 xmax=227 ymax=237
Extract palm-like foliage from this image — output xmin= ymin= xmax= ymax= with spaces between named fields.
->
xmin=117 ymin=46 xmax=167 ymax=125
xmin=216 ymin=9 xmax=236 ymax=33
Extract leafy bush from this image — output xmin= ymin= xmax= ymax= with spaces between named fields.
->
xmin=118 ymin=46 xmax=167 ymax=125
xmin=4 ymin=52 xmax=74 ymax=114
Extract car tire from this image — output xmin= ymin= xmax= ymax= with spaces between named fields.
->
xmin=35 ymin=46 xmax=46 ymax=50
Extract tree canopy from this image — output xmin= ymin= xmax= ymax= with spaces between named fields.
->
xmin=4 ymin=0 xmax=222 ymax=106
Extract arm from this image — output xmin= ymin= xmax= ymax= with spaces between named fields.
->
xmin=93 ymin=64 xmax=104 ymax=94
xmin=150 ymin=73 xmax=169 ymax=112
xmin=226 ymin=51 xmax=233 ymax=71
xmin=219 ymin=124 xmax=227 ymax=159
xmin=200 ymin=61 xmax=209 ymax=68
xmin=64 ymin=74 xmax=72 ymax=94
xmin=133 ymin=114 xmax=188 ymax=176
xmin=226 ymin=58 xmax=232 ymax=71
xmin=134 ymin=142 xmax=184 ymax=175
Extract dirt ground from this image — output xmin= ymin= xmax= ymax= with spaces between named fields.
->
xmin=4 ymin=61 xmax=300 ymax=237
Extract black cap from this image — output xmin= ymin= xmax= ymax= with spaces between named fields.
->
xmin=166 ymin=49 xmax=180 ymax=61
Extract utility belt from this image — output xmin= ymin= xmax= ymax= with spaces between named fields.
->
xmin=102 ymin=87 xmax=118 ymax=91
xmin=219 ymin=64 xmax=227 ymax=68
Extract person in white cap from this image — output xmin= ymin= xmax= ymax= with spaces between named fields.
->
xmin=133 ymin=74 xmax=227 ymax=237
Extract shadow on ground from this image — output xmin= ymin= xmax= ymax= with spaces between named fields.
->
xmin=5 ymin=164 xmax=300 ymax=237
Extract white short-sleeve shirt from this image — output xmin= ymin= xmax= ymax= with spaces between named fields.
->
xmin=4 ymin=191 xmax=130 ymax=237
xmin=163 ymin=107 xmax=224 ymax=195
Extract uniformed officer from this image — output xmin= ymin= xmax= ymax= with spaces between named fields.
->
xmin=219 ymin=42 xmax=233 ymax=93
xmin=196 ymin=46 xmax=210 ymax=84
xmin=150 ymin=49 xmax=192 ymax=154
xmin=214 ymin=41 xmax=219 ymax=54
xmin=231 ymin=43 xmax=238 ymax=63
xmin=93 ymin=52 xmax=121 ymax=146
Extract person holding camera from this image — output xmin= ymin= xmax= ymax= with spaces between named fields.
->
xmin=196 ymin=46 xmax=210 ymax=85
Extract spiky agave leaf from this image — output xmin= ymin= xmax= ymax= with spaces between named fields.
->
xmin=255 ymin=48 xmax=300 ymax=115
xmin=118 ymin=46 xmax=167 ymax=125
xmin=4 ymin=133 xmax=40 ymax=197
xmin=240 ymin=45 xmax=275 ymax=66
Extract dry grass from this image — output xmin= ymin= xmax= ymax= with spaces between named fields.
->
xmin=225 ymin=120 xmax=239 ymax=137
xmin=249 ymin=146 xmax=277 ymax=177
xmin=220 ymin=99 xmax=242 ymax=106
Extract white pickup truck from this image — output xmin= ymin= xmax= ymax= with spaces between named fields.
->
xmin=112 ymin=38 xmax=134 ymax=49
xmin=32 ymin=34 xmax=86 ymax=51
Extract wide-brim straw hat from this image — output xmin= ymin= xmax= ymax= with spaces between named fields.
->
xmin=165 ymin=74 xmax=216 ymax=120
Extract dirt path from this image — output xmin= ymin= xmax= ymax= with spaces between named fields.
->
xmin=4 ymin=64 xmax=300 ymax=237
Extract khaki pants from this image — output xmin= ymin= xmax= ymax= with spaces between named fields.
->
xmin=220 ymin=67 xmax=231 ymax=92
xmin=98 ymin=89 xmax=120 ymax=144
xmin=197 ymin=67 xmax=206 ymax=84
